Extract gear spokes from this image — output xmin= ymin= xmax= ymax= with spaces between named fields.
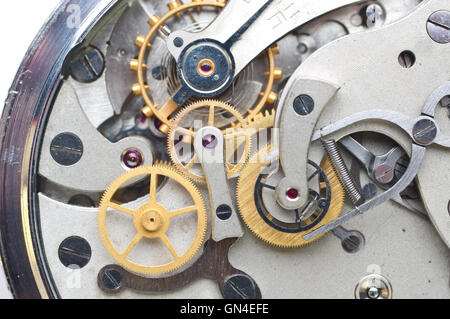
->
xmin=168 ymin=99 xmax=251 ymax=183
xmin=98 ymin=164 xmax=207 ymax=275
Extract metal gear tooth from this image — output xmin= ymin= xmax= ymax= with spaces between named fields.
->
xmin=98 ymin=164 xmax=208 ymax=276
xmin=167 ymin=99 xmax=251 ymax=183
xmin=238 ymin=108 xmax=276 ymax=130
xmin=236 ymin=145 xmax=345 ymax=248
xmin=133 ymin=1 xmax=278 ymax=131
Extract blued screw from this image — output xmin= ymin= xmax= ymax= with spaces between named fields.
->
xmin=293 ymin=95 xmax=315 ymax=116
xmin=58 ymin=236 xmax=92 ymax=269
xmin=223 ymin=275 xmax=257 ymax=299
xmin=50 ymin=133 xmax=84 ymax=166
xmin=69 ymin=46 xmax=105 ymax=83
xmin=427 ymin=10 xmax=450 ymax=44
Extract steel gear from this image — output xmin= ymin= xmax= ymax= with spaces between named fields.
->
xmin=130 ymin=0 xmax=281 ymax=134
xmin=168 ymin=99 xmax=251 ymax=183
xmin=98 ymin=164 xmax=207 ymax=275
xmin=237 ymin=145 xmax=345 ymax=248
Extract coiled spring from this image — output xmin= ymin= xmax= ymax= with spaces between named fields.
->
xmin=322 ymin=139 xmax=365 ymax=206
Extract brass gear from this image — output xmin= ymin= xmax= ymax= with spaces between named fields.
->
xmin=98 ymin=164 xmax=207 ymax=275
xmin=168 ymin=99 xmax=251 ymax=183
xmin=237 ymin=145 xmax=345 ymax=248
xmin=130 ymin=0 xmax=281 ymax=134
xmin=233 ymin=108 xmax=276 ymax=130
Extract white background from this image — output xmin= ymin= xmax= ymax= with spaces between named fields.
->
xmin=0 ymin=0 xmax=60 ymax=299
xmin=0 ymin=0 xmax=60 ymax=111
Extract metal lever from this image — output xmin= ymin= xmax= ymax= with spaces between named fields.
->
xmin=194 ymin=126 xmax=244 ymax=242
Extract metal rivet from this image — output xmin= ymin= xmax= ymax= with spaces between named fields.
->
xmin=58 ymin=236 xmax=92 ymax=269
xmin=50 ymin=132 xmax=84 ymax=166
xmin=427 ymin=10 xmax=450 ymax=44
xmin=69 ymin=46 xmax=105 ymax=83
xmin=223 ymin=275 xmax=257 ymax=299
xmin=216 ymin=204 xmax=232 ymax=221
xmin=398 ymin=51 xmax=416 ymax=69
xmin=412 ymin=118 xmax=438 ymax=146
xmin=293 ymin=95 xmax=315 ymax=116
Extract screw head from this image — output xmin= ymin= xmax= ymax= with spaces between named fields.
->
xmin=412 ymin=118 xmax=438 ymax=145
xmin=69 ymin=46 xmax=105 ymax=83
xmin=362 ymin=183 xmax=377 ymax=199
xmin=101 ymin=268 xmax=123 ymax=291
xmin=50 ymin=132 xmax=84 ymax=166
xmin=293 ymin=95 xmax=315 ymax=116
xmin=216 ymin=204 xmax=233 ymax=221
xmin=364 ymin=4 xmax=384 ymax=28
xmin=58 ymin=236 xmax=92 ymax=269
xmin=173 ymin=37 xmax=184 ymax=48
xmin=374 ymin=164 xmax=395 ymax=184
xmin=223 ymin=275 xmax=257 ymax=299
xmin=427 ymin=10 xmax=450 ymax=44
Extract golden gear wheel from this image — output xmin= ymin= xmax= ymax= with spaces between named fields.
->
xmin=168 ymin=99 xmax=251 ymax=183
xmin=237 ymin=145 xmax=345 ymax=248
xmin=233 ymin=108 xmax=276 ymax=130
xmin=130 ymin=0 xmax=282 ymax=134
xmin=98 ymin=164 xmax=207 ymax=275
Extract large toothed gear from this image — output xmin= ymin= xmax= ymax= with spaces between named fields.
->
xmin=98 ymin=164 xmax=208 ymax=275
xmin=168 ymin=99 xmax=251 ymax=183
xmin=237 ymin=145 xmax=345 ymax=248
xmin=130 ymin=0 xmax=282 ymax=134
xmin=233 ymin=108 xmax=276 ymax=130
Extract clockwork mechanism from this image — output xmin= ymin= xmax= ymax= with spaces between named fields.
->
xmin=0 ymin=0 xmax=449 ymax=300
